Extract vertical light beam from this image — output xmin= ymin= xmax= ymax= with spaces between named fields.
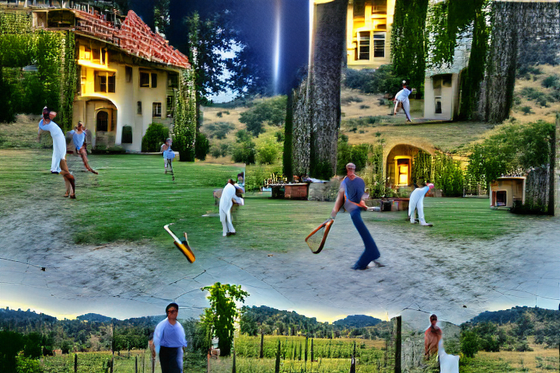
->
xmin=273 ymin=0 xmax=282 ymax=95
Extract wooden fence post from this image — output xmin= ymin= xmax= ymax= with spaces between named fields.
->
xmin=135 ymin=355 xmax=138 ymax=373
xmin=274 ymin=340 xmax=281 ymax=373
xmin=395 ymin=316 xmax=402 ymax=373
xmin=259 ymin=332 xmax=264 ymax=359
xmin=74 ymin=353 xmax=77 ymax=373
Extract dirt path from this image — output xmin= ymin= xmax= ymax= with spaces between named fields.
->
xmin=1 ymin=195 xmax=559 ymax=323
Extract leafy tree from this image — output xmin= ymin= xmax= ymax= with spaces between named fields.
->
xmin=239 ymin=96 xmax=287 ymax=137
xmin=184 ymin=11 xmax=234 ymax=120
xmin=460 ymin=329 xmax=480 ymax=358
xmin=201 ymin=282 xmax=249 ymax=356
xmin=466 ymin=121 xmax=554 ymax=188
xmin=231 ymin=130 xmax=256 ymax=164
xmin=239 ymin=310 xmax=259 ymax=337
xmin=153 ymin=0 xmax=170 ymax=36
xmin=0 ymin=330 xmax=25 ymax=373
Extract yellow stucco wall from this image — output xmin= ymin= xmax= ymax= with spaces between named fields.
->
xmin=346 ymin=0 xmax=395 ymax=70
xmin=73 ymin=38 xmax=180 ymax=152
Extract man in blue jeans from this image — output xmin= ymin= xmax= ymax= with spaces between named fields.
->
xmin=331 ymin=163 xmax=384 ymax=270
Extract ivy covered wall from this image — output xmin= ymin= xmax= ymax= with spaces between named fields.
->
xmin=0 ymin=11 xmax=76 ymax=129
xmin=391 ymin=0 xmax=429 ymax=93
xmin=173 ymin=68 xmax=197 ymax=162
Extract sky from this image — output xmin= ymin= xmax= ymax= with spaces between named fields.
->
xmin=128 ymin=0 xmax=310 ymax=100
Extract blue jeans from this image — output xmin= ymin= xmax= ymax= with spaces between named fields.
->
xmin=350 ymin=208 xmax=380 ymax=269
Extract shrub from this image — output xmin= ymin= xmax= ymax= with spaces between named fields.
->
xmin=433 ymin=152 xmax=464 ymax=197
xmin=141 ymin=123 xmax=169 ymax=152
xmin=337 ymin=135 xmax=370 ymax=174
xmin=541 ymin=75 xmax=559 ymax=88
xmin=204 ymin=122 xmax=235 ymax=139
xmin=460 ymin=330 xmax=480 ymax=358
xmin=343 ymin=65 xmax=402 ymax=95
xmin=195 ymin=132 xmax=210 ymax=161
xmin=340 ymin=95 xmax=363 ymax=105
xmin=255 ymin=132 xmax=283 ymax=165
xmin=210 ymin=143 xmax=230 ymax=158
xmin=520 ymin=106 xmax=532 ymax=115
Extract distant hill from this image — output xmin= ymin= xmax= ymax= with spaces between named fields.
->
xmin=76 ymin=313 xmax=112 ymax=323
xmin=469 ymin=306 xmax=560 ymax=325
xmin=333 ymin=315 xmax=382 ymax=328
xmin=0 ymin=307 xmax=57 ymax=323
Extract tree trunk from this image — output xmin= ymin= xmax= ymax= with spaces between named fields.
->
xmin=291 ymin=0 xmax=347 ymax=179
xmin=309 ymin=0 xmax=347 ymax=179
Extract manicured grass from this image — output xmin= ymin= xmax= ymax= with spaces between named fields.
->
xmin=0 ymin=150 xmax=537 ymax=252
xmin=411 ymin=197 xmax=539 ymax=240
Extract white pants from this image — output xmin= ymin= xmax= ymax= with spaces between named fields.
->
xmin=408 ymin=192 xmax=426 ymax=224
xmin=394 ymin=99 xmax=411 ymax=121
xmin=51 ymin=134 xmax=66 ymax=173
xmin=220 ymin=208 xmax=235 ymax=236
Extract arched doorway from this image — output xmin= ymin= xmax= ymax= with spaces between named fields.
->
xmin=386 ymin=144 xmax=432 ymax=188
xmin=96 ymin=111 xmax=109 ymax=132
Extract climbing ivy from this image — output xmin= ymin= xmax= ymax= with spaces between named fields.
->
xmin=173 ymin=68 xmax=197 ymax=161
xmin=0 ymin=11 xmax=78 ymax=128
xmin=411 ymin=150 xmax=432 ymax=185
xmin=457 ymin=0 xmax=490 ymax=120
xmin=425 ymin=1 xmax=454 ymax=69
xmin=59 ymin=31 xmax=77 ymax=131
xmin=391 ymin=0 xmax=429 ymax=93
xmin=433 ymin=151 xmax=464 ymax=197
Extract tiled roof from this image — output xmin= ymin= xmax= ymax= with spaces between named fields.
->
xmin=74 ymin=9 xmax=190 ymax=69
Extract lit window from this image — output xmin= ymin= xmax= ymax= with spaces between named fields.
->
xmin=153 ymin=102 xmax=162 ymax=117
xmin=94 ymin=71 xmax=116 ymax=93
xmin=373 ymin=32 xmax=385 ymax=58
xmin=108 ymin=75 xmax=115 ymax=93
xmin=80 ymin=67 xmax=87 ymax=95
xmin=83 ymin=46 xmax=91 ymax=60
xmin=358 ymin=31 xmax=370 ymax=60
xmin=92 ymin=48 xmax=101 ymax=63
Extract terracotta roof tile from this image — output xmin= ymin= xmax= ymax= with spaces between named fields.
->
xmin=73 ymin=9 xmax=190 ymax=69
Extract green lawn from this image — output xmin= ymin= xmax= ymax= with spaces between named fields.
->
xmin=0 ymin=149 xmax=538 ymax=253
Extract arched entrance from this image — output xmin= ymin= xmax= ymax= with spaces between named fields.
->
xmin=96 ymin=111 xmax=109 ymax=132
xmin=386 ymin=144 xmax=432 ymax=188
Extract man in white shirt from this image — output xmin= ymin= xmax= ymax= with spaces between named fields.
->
xmin=152 ymin=303 xmax=188 ymax=373
xmin=393 ymin=81 xmax=414 ymax=122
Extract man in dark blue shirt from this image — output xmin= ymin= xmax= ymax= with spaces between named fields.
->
xmin=331 ymin=163 xmax=383 ymax=270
